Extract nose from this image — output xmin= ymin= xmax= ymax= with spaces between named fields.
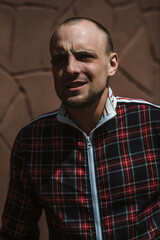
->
xmin=66 ymin=55 xmax=80 ymax=74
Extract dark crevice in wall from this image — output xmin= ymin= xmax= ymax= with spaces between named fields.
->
xmin=0 ymin=91 xmax=19 ymax=125
xmin=11 ymin=67 xmax=52 ymax=76
xmin=50 ymin=0 xmax=77 ymax=29
xmin=149 ymin=45 xmax=160 ymax=64
xmin=103 ymin=0 xmax=138 ymax=9
xmin=72 ymin=6 xmax=79 ymax=17
xmin=137 ymin=0 xmax=160 ymax=14
xmin=0 ymin=64 xmax=12 ymax=77
xmin=0 ymin=64 xmax=34 ymax=122
xmin=0 ymin=1 xmax=15 ymax=7
xmin=140 ymin=8 xmax=160 ymax=13
xmin=138 ymin=6 xmax=160 ymax=64
xmin=14 ymin=78 xmax=34 ymax=119
xmin=118 ymin=65 xmax=153 ymax=96
xmin=0 ymin=2 xmax=59 ymax=11
xmin=144 ymin=19 xmax=160 ymax=64
xmin=0 ymin=64 xmax=52 ymax=78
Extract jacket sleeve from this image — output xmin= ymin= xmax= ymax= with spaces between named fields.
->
xmin=0 ymin=131 xmax=42 ymax=240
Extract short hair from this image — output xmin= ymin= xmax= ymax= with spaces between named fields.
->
xmin=50 ymin=17 xmax=114 ymax=56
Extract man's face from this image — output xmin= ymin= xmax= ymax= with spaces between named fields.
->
xmin=51 ymin=21 xmax=115 ymax=109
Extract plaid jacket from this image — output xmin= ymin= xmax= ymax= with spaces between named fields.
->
xmin=0 ymin=88 xmax=160 ymax=240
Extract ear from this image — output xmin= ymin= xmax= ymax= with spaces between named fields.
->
xmin=108 ymin=53 xmax=119 ymax=77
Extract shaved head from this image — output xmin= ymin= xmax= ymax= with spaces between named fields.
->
xmin=50 ymin=17 xmax=114 ymax=57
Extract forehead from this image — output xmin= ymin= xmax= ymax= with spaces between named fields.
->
xmin=51 ymin=21 xmax=106 ymax=54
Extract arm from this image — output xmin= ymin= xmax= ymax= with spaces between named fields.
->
xmin=0 ymin=132 xmax=42 ymax=240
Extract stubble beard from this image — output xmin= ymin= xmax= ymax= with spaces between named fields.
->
xmin=63 ymin=86 xmax=106 ymax=109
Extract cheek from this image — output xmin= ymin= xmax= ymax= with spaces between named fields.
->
xmin=52 ymin=68 xmax=62 ymax=79
xmin=52 ymin=69 xmax=63 ymax=87
xmin=87 ymin=62 xmax=107 ymax=75
xmin=89 ymin=66 xmax=108 ymax=81
xmin=53 ymin=76 xmax=63 ymax=98
xmin=83 ymin=65 xmax=98 ymax=80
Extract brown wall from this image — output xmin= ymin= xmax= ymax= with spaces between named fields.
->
xmin=0 ymin=0 xmax=160 ymax=239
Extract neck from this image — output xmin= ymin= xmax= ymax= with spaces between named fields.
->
xmin=66 ymin=88 xmax=109 ymax=136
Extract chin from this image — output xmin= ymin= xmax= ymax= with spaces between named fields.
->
xmin=63 ymin=88 xmax=106 ymax=109
xmin=64 ymin=97 xmax=96 ymax=109
xmin=64 ymin=99 xmax=87 ymax=109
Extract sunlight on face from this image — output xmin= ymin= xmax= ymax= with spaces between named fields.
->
xmin=51 ymin=20 xmax=112 ymax=109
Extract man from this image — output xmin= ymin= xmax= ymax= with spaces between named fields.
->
xmin=0 ymin=17 xmax=160 ymax=240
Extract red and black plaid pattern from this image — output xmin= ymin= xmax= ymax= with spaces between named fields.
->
xmin=0 ymin=101 xmax=160 ymax=240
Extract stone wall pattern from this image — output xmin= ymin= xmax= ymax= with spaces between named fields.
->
xmin=0 ymin=0 xmax=159 ymax=239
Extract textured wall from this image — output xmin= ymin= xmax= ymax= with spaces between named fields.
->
xmin=0 ymin=0 xmax=160 ymax=239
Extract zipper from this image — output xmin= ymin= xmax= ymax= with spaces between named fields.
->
xmin=86 ymin=136 xmax=102 ymax=240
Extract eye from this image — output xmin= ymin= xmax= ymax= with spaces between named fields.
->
xmin=76 ymin=52 xmax=96 ymax=62
xmin=51 ymin=54 xmax=67 ymax=65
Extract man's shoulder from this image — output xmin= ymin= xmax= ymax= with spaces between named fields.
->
xmin=116 ymin=96 xmax=160 ymax=110
xmin=18 ymin=109 xmax=59 ymax=137
xmin=25 ymin=109 xmax=59 ymax=127
xmin=116 ymin=96 xmax=160 ymax=123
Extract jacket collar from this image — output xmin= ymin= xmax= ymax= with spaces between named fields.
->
xmin=57 ymin=87 xmax=117 ymax=129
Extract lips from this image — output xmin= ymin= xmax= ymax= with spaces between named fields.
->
xmin=67 ymin=81 xmax=87 ymax=90
xmin=68 ymin=82 xmax=86 ymax=88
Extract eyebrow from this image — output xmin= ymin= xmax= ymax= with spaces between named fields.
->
xmin=74 ymin=50 xmax=97 ymax=56
xmin=52 ymin=49 xmax=97 ymax=58
xmin=52 ymin=52 xmax=67 ymax=57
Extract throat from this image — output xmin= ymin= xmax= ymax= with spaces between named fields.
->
xmin=72 ymin=108 xmax=99 ymax=135
xmin=66 ymin=88 xmax=108 ymax=135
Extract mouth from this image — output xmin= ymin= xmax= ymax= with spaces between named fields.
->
xmin=67 ymin=81 xmax=87 ymax=90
